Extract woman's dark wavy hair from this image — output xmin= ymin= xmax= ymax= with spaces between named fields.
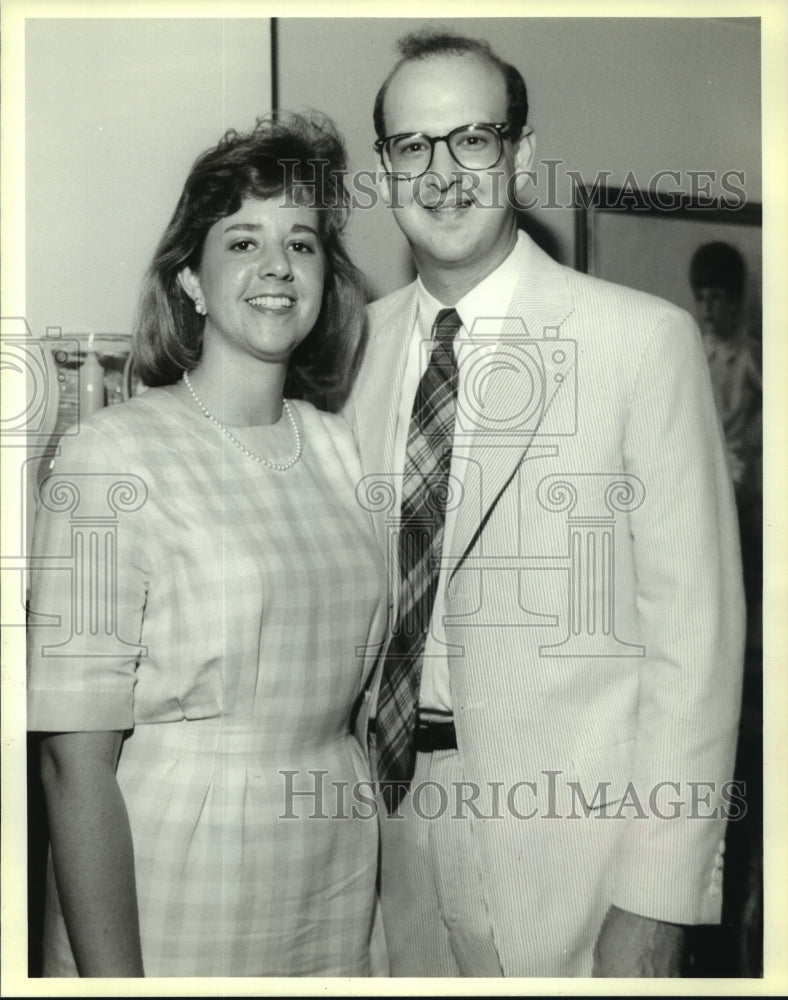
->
xmin=133 ymin=112 xmax=366 ymax=408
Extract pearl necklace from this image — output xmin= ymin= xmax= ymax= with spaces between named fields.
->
xmin=182 ymin=371 xmax=302 ymax=472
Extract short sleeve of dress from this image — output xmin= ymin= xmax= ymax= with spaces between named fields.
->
xmin=27 ymin=418 xmax=149 ymax=733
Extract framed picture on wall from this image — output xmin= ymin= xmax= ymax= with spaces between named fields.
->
xmin=573 ymin=184 xmax=762 ymax=344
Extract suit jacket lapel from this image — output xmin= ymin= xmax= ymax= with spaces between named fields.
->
xmin=449 ymin=237 xmax=576 ymax=571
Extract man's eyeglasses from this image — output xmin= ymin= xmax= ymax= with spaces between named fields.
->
xmin=374 ymin=122 xmax=512 ymax=179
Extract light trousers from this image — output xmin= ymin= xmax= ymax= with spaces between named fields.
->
xmin=378 ymin=748 xmax=505 ymax=977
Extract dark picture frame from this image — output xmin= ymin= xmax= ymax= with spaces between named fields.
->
xmin=573 ymin=184 xmax=762 ymax=336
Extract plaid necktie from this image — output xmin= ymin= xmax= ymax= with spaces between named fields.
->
xmin=376 ymin=307 xmax=462 ymax=813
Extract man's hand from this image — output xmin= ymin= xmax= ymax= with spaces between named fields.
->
xmin=592 ymin=904 xmax=684 ymax=977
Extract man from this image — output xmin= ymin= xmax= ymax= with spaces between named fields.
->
xmin=347 ymin=31 xmax=745 ymax=977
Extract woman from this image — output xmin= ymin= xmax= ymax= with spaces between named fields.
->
xmin=27 ymin=114 xmax=387 ymax=977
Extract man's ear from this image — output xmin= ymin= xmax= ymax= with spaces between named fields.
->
xmin=513 ymin=125 xmax=536 ymax=174
xmin=511 ymin=126 xmax=537 ymax=203
xmin=177 ymin=266 xmax=203 ymax=305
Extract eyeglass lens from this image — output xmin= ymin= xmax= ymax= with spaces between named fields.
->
xmin=386 ymin=125 xmax=503 ymax=176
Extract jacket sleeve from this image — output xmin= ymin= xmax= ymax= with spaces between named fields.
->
xmin=611 ymin=306 xmax=746 ymax=924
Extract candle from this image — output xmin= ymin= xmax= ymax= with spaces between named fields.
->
xmin=79 ymin=350 xmax=104 ymax=418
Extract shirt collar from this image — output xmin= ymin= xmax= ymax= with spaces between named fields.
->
xmin=416 ymin=231 xmax=524 ymax=339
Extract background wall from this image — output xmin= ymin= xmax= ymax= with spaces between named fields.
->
xmin=24 ymin=16 xmax=762 ymax=330
xmin=277 ymin=16 xmax=761 ymax=300
xmin=25 ymin=18 xmax=272 ymax=339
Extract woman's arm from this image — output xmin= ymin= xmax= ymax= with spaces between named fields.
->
xmin=40 ymin=730 xmax=144 ymax=977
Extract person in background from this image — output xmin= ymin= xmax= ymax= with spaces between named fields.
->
xmin=27 ymin=113 xmax=387 ymax=977
xmin=689 ymin=240 xmax=762 ymax=645
xmin=346 ymin=29 xmax=746 ymax=977
xmin=689 ymin=241 xmax=763 ymax=976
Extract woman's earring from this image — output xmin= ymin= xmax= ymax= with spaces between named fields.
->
xmin=195 ymin=299 xmax=207 ymax=316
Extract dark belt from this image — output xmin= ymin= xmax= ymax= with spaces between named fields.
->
xmin=415 ymin=717 xmax=457 ymax=753
xmin=367 ymin=716 xmax=458 ymax=752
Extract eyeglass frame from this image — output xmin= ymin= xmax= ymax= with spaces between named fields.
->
xmin=373 ymin=122 xmax=513 ymax=178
